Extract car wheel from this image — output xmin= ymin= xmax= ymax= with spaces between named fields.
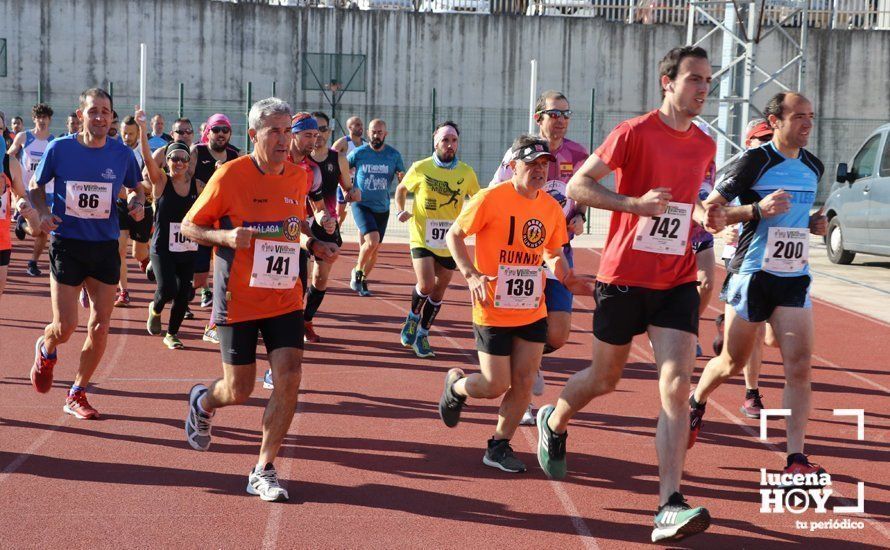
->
xmin=826 ymin=217 xmax=855 ymax=265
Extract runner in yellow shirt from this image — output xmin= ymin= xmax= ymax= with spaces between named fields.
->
xmin=395 ymin=121 xmax=479 ymax=358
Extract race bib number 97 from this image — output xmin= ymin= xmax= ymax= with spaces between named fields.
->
xmin=764 ymin=227 xmax=809 ymax=273
xmin=425 ymin=219 xmax=451 ymax=249
xmin=632 ymin=202 xmax=692 ymax=256
xmin=64 ymin=181 xmax=113 ymax=219
xmin=494 ymin=265 xmax=543 ymax=309
xmin=250 ymin=239 xmax=300 ymax=289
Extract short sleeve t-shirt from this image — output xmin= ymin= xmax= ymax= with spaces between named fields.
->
xmin=348 ymin=144 xmax=406 ymax=213
xmin=455 ymin=181 xmax=568 ymax=327
xmin=402 ymin=157 xmax=480 ymax=256
xmin=34 ymin=134 xmax=141 ymax=242
xmin=594 ymin=111 xmax=716 ymax=290
xmin=185 ymin=156 xmax=309 ymax=325
xmin=716 ymin=142 xmax=822 ymax=277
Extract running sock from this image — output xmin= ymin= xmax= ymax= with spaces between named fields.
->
xmin=411 ymin=285 xmax=428 ymax=316
xmin=68 ymin=384 xmax=86 ymax=396
xmin=689 ymin=394 xmax=706 ymax=410
xmin=745 ymin=388 xmax=760 ymax=399
xmin=419 ymin=296 xmax=441 ymax=330
xmin=355 ymin=269 xmax=365 ymax=283
xmin=41 ymin=344 xmax=57 ymax=359
xmin=304 ymin=286 xmax=326 ymax=321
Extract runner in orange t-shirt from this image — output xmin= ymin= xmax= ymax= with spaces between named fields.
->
xmin=535 ymin=47 xmax=727 ymax=544
xmin=1 ymin=148 xmax=40 ymax=304
xmin=181 ymin=98 xmax=339 ymax=502
xmin=439 ymin=134 xmax=593 ymax=474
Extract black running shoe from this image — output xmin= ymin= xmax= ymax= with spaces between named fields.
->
xmin=14 ymin=216 xmax=27 ymax=240
xmin=438 ymin=368 xmax=465 ymax=427
xmin=483 ymin=437 xmax=526 ymax=473
xmin=651 ymin=492 xmax=711 ymax=543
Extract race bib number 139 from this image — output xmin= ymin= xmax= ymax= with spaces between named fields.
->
xmin=494 ymin=265 xmax=543 ymax=309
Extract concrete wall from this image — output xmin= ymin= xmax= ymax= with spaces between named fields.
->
xmin=2 ymin=0 xmax=889 ymax=194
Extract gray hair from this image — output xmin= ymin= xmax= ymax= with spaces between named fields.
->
xmin=248 ymin=97 xmax=293 ymax=131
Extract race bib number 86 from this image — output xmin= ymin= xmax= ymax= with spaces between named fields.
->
xmin=64 ymin=181 xmax=113 ymax=219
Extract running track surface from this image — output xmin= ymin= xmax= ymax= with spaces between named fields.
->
xmin=1 ymin=242 xmax=888 ymax=549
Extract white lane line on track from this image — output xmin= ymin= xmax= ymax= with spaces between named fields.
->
xmin=328 ymin=276 xmax=600 ymax=549
xmin=1 ymin=303 xmax=131 ymax=484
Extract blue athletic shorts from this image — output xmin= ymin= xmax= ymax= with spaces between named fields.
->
xmin=544 ymin=246 xmax=574 ymax=313
xmin=351 ymin=203 xmax=389 ymax=239
xmin=336 ymin=187 xmax=346 ymax=204
xmin=724 ymin=271 xmax=811 ymax=323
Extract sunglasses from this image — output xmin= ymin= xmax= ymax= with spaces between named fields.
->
xmin=174 ymin=128 xmax=194 ymax=135
xmin=211 ymin=126 xmax=231 ymax=134
xmin=167 ymin=155 xmax=190 ymax=163
xmin=539 ymin=109 xmax=572 ymax=120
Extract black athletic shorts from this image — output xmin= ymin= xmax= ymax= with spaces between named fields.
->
xmin=194 ymin=245 xmax=212 ymax=274
xmin=411 ymin=247 xmax=457 ymax=271
xmin=311 ymin=218 xmax=343 ymax=248
xmin=217 ymin=309 xmax=305 ymax=366
xmin=116 ymin=199 xmax=153 ymax=243
xmin=473 ymin=318 xmax=548 ymax=356
xmin=0 ymin=249 xmax=10 ymax=267
xmin=49 ymin=236 xmax=120 ymax=286
xmin=593 ymin=281 xmax=700 ymax=345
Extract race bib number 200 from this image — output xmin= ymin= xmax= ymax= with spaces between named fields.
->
xmin=64 ymin=181 xmax=113 ymax=219
xmin=764 ymin=227 xmax=809 ymax=273
xmin=494 ymin=265 xmax=543 ymax=309
xmin=632 ymin=202 xmax=692 ymax=256
xmin=250 ymin=239 xmax=300 ymax=289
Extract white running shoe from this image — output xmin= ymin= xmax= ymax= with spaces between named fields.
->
xmin=185 ymin=384 xmax=213 ymax=451
xmin=532 ymin=371 xmax=545 ymax=396
xmin=247 ymin=463 xmax=289 ymax=502
xmin=519 ymin=404 xmax=537 ymax=426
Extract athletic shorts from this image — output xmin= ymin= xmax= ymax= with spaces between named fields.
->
xmin=0 ymin=249 xmax=10 ymax=267
xmin=194 ymin=245 xmax=212 ymax=274
xmin=351 ymin=203 xmax=389 ymax=239
xmin=593 ymin=281 xmax=699 ymax=345
xmin=473 ymin=318 xmax=548 ymax=356
xmin=724 ymin=271 xmax=811 ymax=323
xmin=116 ymin=199 xmax=153 ymax=243
xmin=217 ymin=309 xmax=305 ymax=366
xmin=719 ymin=271 xmax=732 ymax=302
xmin=411 ymin=247 xmax=457 ymax=271
xmin=692 ymin=233 xmax=715 ymax=254
xmin=311 ymin=218 xmax=343 ymax=248
xmin=49 ymin=236 xmax=120 ymax=286
xmin=544 ymin=278 xmax=573 ymax=313
xmin=336 ymin=187 xmax=346 ymax=204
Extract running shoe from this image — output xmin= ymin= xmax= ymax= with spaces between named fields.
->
xmin=780 ymin=454 xmax=828 ymax=489
xmin=740 ymin=392 xmax=765 ymax=418
xmin=79 ymin=287 xmax=89 ymax=309
xmin=185 ymin=384 xmax=213 ymax=451
xmin=114 ymin=289 xmax=131 ymax=307
xmin=696 ymin=341 xmax=703 ymax=358
xmin=247 ymin=463 xmax=289 ymax=502
xmin=359 ymin=277 xmax=372 ymax=297
xmin=164 ymin=333 xmax=184 ymax=350
xmin=688 ymin=392 xmax=706 ymax=449
xmin=183 ymin=307 xmax=195 ymax=320
xmin=532 ymin=370 xmax=545 ymax=396
xmin=651 ymin=492 xmax=711 ymax=543
xmin=147 ymin=303 xmax=162 ymax=335
xmin=200 ymin=288 xmax=213 ymax=308
xmin=519 ymin=404 xmax=536 ymax=426
xmin=400 ymin=314 xmax=419 ymax=347
xmin=304 ymin=321 xmax=320 ymax=344
xmin=536 ymin=404 xmax=567 ymax=479
xmin=202 ymin=324 xmax=219 ymax=344
xmin=482 ymin=438 xmax=526 ymax=473
xmin=412 ymin=333 xmax=435 ymax=358
xmin=713 ymin=313 xmax=725 ymax=356
xmin=26 ymin=260 xmax=41 ymax=277
xmin=30 ymin=336 xmax=56 ymax=394
xmin=438 ymin=368 xmax=466 ymax=427
xmin=142 ymin=258 xmax=156 ymax=282
xmin=14 ymin=215 xmax=27 ymax=240
xmin=64 ymin=390 xmax=100 ymax=420
xmin=262 ymin=369 xmax=274 ymax=390
xmin=349 ymin=268 xmax=361 ymax=292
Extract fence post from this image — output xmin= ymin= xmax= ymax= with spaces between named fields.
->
xmin=178 ymin=83 xmax=184 ymax=119
xmin=587 ymin=87 xmax=595 ymax=234
xmin=108 ymin=81 xmax=114 ymax=100
xmin=245 ymin=81 xmax=253 ymax=153
xmin=272 ymin=80 xmax=277 ymax=98
xmin=37 ymin=80 xmax=42 ymax=104
xmin=431 ymin=87 xmax=437 ymax=147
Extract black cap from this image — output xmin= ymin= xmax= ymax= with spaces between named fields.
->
xmin=511 ymin=141 xmax=557 ymax=163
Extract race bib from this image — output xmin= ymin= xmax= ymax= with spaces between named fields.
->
xmin=168 ymin=222 xmax=198 ymax=253
xmin=425 ymin=219 xmax=451 ymax=249
xmin=632 ymin=202 xmax=692 ymax=256
xmin=250 ymin=239 xmax=300 ymax=289
xmin=64 ymin=181 xmax=113 ymax=219
xmin=494 ymin=265 xmax=543 ymax=309
xmin=764 ymin=227 xmax=809 ymax=273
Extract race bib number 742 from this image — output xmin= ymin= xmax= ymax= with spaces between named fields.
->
xmin=632 ymin=202 xmax=692 ymax=256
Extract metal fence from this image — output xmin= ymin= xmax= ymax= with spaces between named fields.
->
xmin=244 ymin=0 xmax=890 ymax=30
